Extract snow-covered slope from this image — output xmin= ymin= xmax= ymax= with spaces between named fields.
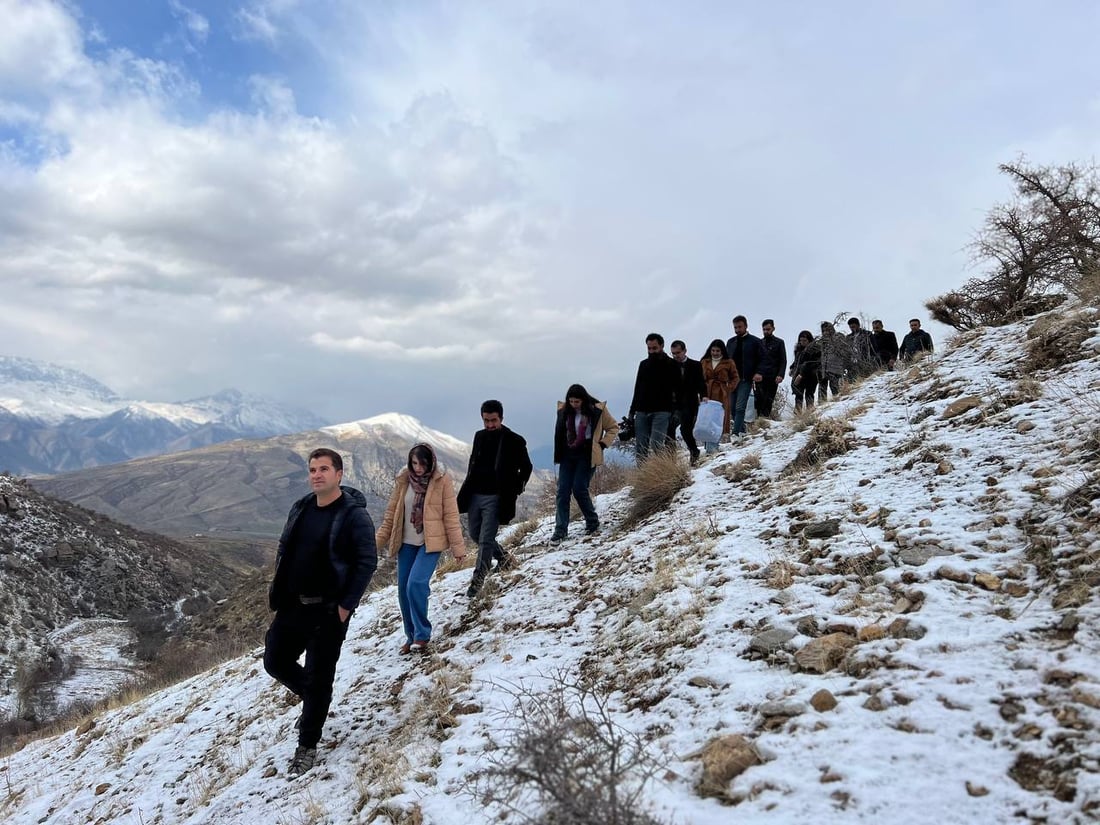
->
xmin=3 ymin=306 xmax=1099 ymax=824
xmin=0 ymin=357 xmax=326 ymax=474
xmin=322 ymin=412 xmax=471 ymax=457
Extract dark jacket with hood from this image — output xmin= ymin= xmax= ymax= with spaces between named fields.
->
xmin=268 ymin=485 xmax=378 ymax=613
xmin=456 ymin=426 xmax=533 ymax=525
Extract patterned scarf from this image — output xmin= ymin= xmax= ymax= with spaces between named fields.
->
xmin=407 ymin=445 xmax=435 ymax=534
xmin=566 ymin=410 xmax=589 ymax=448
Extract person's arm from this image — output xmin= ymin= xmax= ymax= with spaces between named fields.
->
xmin=776 ymin=340 xmax=788 ymax=384
xmin=516 ymin=439 xmax=533 ymax=491
xmin=599 ymin=405 xmax=619 ymax=447
xmin=339 ymin=508 xmax=378 ymax=616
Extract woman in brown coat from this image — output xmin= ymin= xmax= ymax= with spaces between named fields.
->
xmin=701 ymin=339 xmax=738 ymax=452
xmin=376 ymin=443 xmax=465 ymax=654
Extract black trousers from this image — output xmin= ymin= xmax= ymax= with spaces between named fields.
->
xmin=792 ymin=377 xmax=818 ymax=411
xmin=667 ymin=406 xmax=700 ymax=457
xmin=264 ymin=602 xmax=350 ymax=748
xmin=754 ymin=379 xmax=780 ymax=417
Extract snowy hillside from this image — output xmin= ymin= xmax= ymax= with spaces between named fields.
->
xmin=2 ymin=306 xmax=1098 ymax=824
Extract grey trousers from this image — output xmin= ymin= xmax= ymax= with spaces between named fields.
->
xmin=468 ymin=493 xmax=504 ymax=579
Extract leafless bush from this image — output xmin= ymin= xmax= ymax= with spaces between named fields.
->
xmin=591 ymin=460 xmax=632 ymax=497
xmin=623 ymin=450 xmax=691 ymax=530
xmin=476 ymin=673 xmax=666 ymax=825
xmin=928 ymin=159 xmax=1100 ymax=330
xmin=1023 ymin=307 xmax=1100 ymax=372
xmin=789 ymin=417 xmax=855 ymax=471
xmin=711 ymin=453 xmax=761 ymax=485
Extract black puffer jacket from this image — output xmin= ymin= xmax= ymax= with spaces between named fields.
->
xmin=269 ymin=485 xmax=378 ymax=612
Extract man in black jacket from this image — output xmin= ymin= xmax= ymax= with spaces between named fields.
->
xmin=725 ymin=315 xmax=761 ymax=437
xmin=457 ymin=400 xmax=533 ymax=597
xmin=754 ymin=319 xmax=787 ymax=419
xmin=847 ymin=318 xmax=876 ymax=378
xmin=265 ymin=448 xmax=377 ymax=777
xmin=666 ymin=340 xmax=706 ymax=464
xmin=628 ymin=333 xmax=679 ymax=460
xmin=899 ymin=318 xmax=934 ymax=361
xmin=871 ymin=319 xmax=899 ymax=370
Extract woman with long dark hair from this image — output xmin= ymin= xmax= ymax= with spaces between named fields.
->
xmin=790 ymin=330 xmax=820 ymax=412
xmin=550 ymin=384 xmax=618 ymax=544
xmin=701 ymin=339 xmax=738 ymax=453
xmin=376 ymin=443 xmax=465 ymax=654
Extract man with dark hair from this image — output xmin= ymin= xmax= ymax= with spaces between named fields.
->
xmin=264 ymin=447 xmax=377 ymax=777
xmin=666 ymin=340 xmax=706 ymax=464
xmin=871 ymin=320 xmax=899 ymax=370
xmin=899 ymin=318 xmax=934 ymax=361
xmin=457 ymin=401 xmax=533 ymax=597
xmin=725 ymin=315 xmax=761 ymax=437
xmin=754 ymin=319 xmax=787 ymax=419
xmin=846 ymin=318 xmax=876 ymax=378
xmin=628 ymin=333 xmax=680 ymax=460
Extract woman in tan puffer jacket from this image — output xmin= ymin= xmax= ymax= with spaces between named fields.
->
xmin=376 ymin=443 xmax=466 ymax=654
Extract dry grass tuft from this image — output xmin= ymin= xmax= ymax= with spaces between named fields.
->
xmin=1024 ymin=307 xmax=1100 ymax=372
xmin=590 ymin=460 xmax=633 ymax=496
xmin=789 ymin=417 xmax=856 ymax=471
xmin=623 ymin=450 xmax=691 ymax=529
xmin=712 ymin=453 xmax=761 ymax=485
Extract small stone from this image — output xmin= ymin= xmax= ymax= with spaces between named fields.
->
xmin=823 ymin=621 xmax=858 ymax=636
xmin=857 ymin=624 xmax=886 ymax=642
xmin=450 ymin=702 xmax=482 ymax=716
xmin=694 ymin=734 xmax=761 ymax=799
xmin=973 ymin=573 xmax=1001 ymax=591
xmin=863 ymin=694 xmax=887 ymax=711
xmin=999 ymin=700 xmax=1025 ymax=722
xmin=899 ymin=546 xmax=950 ymax=566
xmin=821 ymin=771 xmax=843 ymax=783
xmin=436 ymin=714 xmax=458 ymax=729
xmin=1015 ymin=420 xmax=1035 ymax=434
xmin=1043 ymin=669 xmax=1080 ymax=687
xmin=887 ymin=618 xmax=927 ymax=640
xmin=262 ymin=766 xmax=277 ymax=778
xmin=1058 ymin=612 xmax=1080 ymax=632
xmin=936 ymin=460 xmax=953 ymax=475
xmin=75 ymin=719 xmax=96 ymax=737
xmin=749 ymin=628 xmax=796 ymax=656
xmin=758 ymin=700 xmax=805 ymax=718
xmin=936 ymin=565 xmax=971 ymax=584
xmin=796 ymin=615 xmax=821 ymax=637
xmin=803 ymin=519 xmax=841 ymax=539
xmin=94 ymin=783 xmax=111 ymax=796
xmin=919 ymin=518 xmax=933 ymax=528
xmin=965 ymin=781 xmax=989 ymax=797
xmin=941 ymin=396 xmax=981 ymax=419
xmin=810 ymin=689 xmax=838 ymax=712
xmin=794 ymin=633 xmax=856 ymax=674
xmin=1004 ymin=582 xmax=1029 ymax=598
xmin=688 ymin=675 xmax=721 ymax=689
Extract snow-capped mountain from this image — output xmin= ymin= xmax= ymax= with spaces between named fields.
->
xmin=0 ymin=356 xmax=327 ymax=474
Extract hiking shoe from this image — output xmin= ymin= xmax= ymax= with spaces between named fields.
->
xmin=584 ymin=524 xmax=599 ymax=536
xmin=409 ymin=640 xmax=430 ymax=654
xmin=399 ymin=642 xmax=412 ymax=655
xmin=466 ymin=576 xmax=485 ymax=598
xmin=497 ymin=553 xmax=519 ymax=572
xmin=548 ymin=533 xmax=566 ymax=545
xmin=287 ymin=746 xmax=317 ymax=777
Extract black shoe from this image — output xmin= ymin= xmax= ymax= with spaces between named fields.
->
xmin=549 ymin=533 xmax=566 ymax=545
xmin=288 ymin=746 xmax=317 ymax=777
xmin=466 ymin=575 xmax=485 ymax=598
xmin=584 ymin=524 xmax=599 ymax=536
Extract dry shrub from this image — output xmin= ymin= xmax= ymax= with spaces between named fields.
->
xmin=623 ymin=450 xmax=691 ymax=529
xmin=1024 ymin=307 xmax=1100 ymax=372
xmin=475 ymin=672 xmax=666 ymax=825
xmin=712 ymin=453 xmax=761 ymax=484
xmin=790 ymin=417 xmax=855 ymax=471
xmin=591 ymin=460 xmax=632 ymax=496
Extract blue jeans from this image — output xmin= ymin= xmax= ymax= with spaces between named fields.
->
xmin=396 ymin=543 xmax=441 ymax=643
xmin=634 ymin=411 xmax=671 ymax=460
xmin=554 ymin=453 xmax=597 ymax=537
xmin=467 ymin=493 xmax=503 ymax=580
xmin=730 ymin=380 xmax=753 ymax=435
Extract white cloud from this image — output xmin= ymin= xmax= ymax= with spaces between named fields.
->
xmin=168 ymin=0 xmax=210 ymax=45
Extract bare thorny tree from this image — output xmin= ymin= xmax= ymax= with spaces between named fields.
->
xmin=927 ymin=159 xmax=1100 ymax=330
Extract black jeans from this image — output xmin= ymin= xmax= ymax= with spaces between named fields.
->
xmin=754 ymin=379 xmax=780 ymax=418
xmin=792 ymin=377 xmax=818 ymax=411
xmin=666 ymin=406 xmax=700 ymax=457
xmin=264 ymin=602 xmax=350 ymax=748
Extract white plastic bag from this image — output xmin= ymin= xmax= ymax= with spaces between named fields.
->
xmin=693 ymin=399 xmax=724 ymax=443
xmin=744 ymin=388 xmax=757 ymax=423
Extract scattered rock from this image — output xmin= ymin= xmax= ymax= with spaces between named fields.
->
xmin=1016 ymin=420 xmax=1035 ymax=434
xmin=1044 ymin=669 xmax=1081 ymax=687
xmin=694 ymin=734 xmax=762 ymax=800
xmin=973 ymin=573 xmax=1001 ymax=591
xmin=688 ymin=676 xmax=721 ymax=689
xmin=810 ymin=689 xmax=838 ymax=712
xmin=758 ymin=701 xmax=804 ymax=718
xmin=748 ymin=628 xmax=796 ymax=656
xmin=94 ymin=783 xmax=110 ymax=796
xmin=965 ymin=781 xmax=989 ymax=797
xmin=449 ymin=702 xmax=482 ymax=716
xmin=899 ymin=546 xmax=951 ymax=566
xmin=942 ymin=396 xmax=982 ymax=419
xmin=863 ymin=694 xmax=887 ymax=711
xmin=935 ymin=460 xmax=953 ymax=475
xmin=887 ymin=618 xmax=927 ymax=640
xmin=1000 ymin=700 xmax=1025 ymax=722
xmin=262 ymin=766 xmax=277 ymax=778
xmin=75 ymin=719 xmax=96 ymax=737
xmin=796 ymin=615 xmax=821 ymax=637
xmin=803 ymin=519 xmax=841 ymax=539
xmin=857 ymin=624 xmax=887 ymax=642
xmin=936 ymin=565 xmax=971 ymax=584
xmin=918 ymin=518 xmax=933 ymax=528
xmin=1008 ymin=752 xmax=1076 ymax=802
xmin=1004 ymin=582 xmax=1030 ymax=598
xmin=794 ymin=633 xmax=856 ymax=674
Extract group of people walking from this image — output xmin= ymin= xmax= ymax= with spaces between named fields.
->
xmin=260 ymin=313 xmax=934 ymax=777
xmin=628 ymin=315 xmax=934 ymax=456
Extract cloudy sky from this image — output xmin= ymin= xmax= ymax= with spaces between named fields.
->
xmin=2 ymin=0 xmax=1100 ymax=451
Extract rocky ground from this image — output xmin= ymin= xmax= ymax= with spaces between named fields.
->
xmin=1 ymin=304 xmax=1097 ymax=824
